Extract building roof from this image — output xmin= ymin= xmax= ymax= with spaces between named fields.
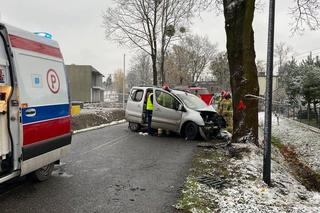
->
xmin=66 ymin=64 xmax=104 ymax=77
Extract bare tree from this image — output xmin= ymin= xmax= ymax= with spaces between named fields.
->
xmin=275 ymin=42 xmax=292 ymax=68
xmin=256 ymin=60 xmax=266 ymax=74
xmin=103 ymin=0 xmax=195 ymax=86
xmin=165 ymin=45 xmax=192 ymax=85
xmin=290 ymin=0 xmax=320 ymax=32
xmin=186 ymin=35 xmax=217 ymax=82
xmin=209 ymin=52 xmax=230 ymax=90
xmin=164 ymin=34 xmax=217 ymax=84
xmin=114 ymin=69 xmax=125 ymax=94
xmin=127 ymin=52 xmax=153 ymax=88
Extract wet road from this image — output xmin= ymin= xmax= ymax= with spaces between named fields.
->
xmin=0 ymin=123 xmax=197 ymax=213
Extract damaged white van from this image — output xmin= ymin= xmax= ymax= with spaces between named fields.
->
xmin=126 ymin=86 xmax=227 ymax=140
xmin=0 ymin=23 xmax=72 ymax=183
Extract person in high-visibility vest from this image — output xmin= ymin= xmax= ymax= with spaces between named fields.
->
xmin=217 ymin=91 xmax=225 ymax=112
xmin=219 ymin=92 xmax=233 ymax=132
xmin=146 ymin=92 xmax=154 ymax=135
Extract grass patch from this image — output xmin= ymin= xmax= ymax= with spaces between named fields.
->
xmin=175 ymin=146 xmax=237 ymax=212
xmin=297 ymin=118 xmax=319 ymax=129
xmin=271 ymin=136 xmax=285 ymax=150
xmin=175 ymin=177 xmax=218 ymax=213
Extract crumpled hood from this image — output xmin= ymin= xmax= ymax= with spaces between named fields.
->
xmin=195 ymin=105 xmax=217 ymax=113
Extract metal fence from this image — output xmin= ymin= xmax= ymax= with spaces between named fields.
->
xmin=268 ymin=102 xmax=320 ymax=129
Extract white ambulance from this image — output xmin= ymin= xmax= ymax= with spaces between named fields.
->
xmin=0 ymin=23 xmax=72 ymax=182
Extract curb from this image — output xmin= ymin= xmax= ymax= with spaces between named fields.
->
xmin=73 ymin=119 xmax=127 ymax=135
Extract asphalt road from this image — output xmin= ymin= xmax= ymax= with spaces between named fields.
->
xmin=0 ymin=123 xmax=197 ymax=213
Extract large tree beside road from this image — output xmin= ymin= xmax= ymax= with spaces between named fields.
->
xmin=209 ymin=0 xmax=320 ymax=144
xmin=103 ymin=0 xmax=196 ymax=86
xmin=221 ymin=0 xmax=260 ymax=144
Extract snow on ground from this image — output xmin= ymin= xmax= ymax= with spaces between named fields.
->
xmin=176 ymin=144 xmax=320 ymax=213
xmin=211 ymin=145 xmax=320 ymax=213
xmin=79 ymin=103 xmax=124 ymax=120
xmin=259 ymin=112 xmax=320 ymax=172
xmin=176 ymin=114 xmax=320 ymax=212
xmin=81 ymin=103 xmax=121 ymax=114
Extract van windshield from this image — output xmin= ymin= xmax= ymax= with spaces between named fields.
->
xmin=175 ymin=93 xmax=207 ymax=110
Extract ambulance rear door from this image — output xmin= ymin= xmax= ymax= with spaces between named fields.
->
xmin=9 ymin=34 xmax=72 ymax=175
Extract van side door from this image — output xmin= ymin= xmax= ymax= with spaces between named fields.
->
xmin=125 ymin=88 xmax=145 ymax=124
xmin=152 ymin=89 xmax=183 ymax=132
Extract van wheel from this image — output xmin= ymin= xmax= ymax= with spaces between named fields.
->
xmin=184 ymin=122 xmax=199 ymax=140
xmin=27 ymin=163 xmax=54 ymax=182
xmin=128 ymin=122 xmax=141 ymax=132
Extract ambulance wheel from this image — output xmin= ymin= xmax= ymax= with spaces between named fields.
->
xmin=28 ymin=163 xmax=54 ymax=182
xmin=184 ymin=122 xmax=199 ymax=140
xmin=129 ymin=122 xmax=140 ymax=132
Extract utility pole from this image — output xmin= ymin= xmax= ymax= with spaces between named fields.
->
xmin=263 ymin=0 xmax=276 ymax=186
xmin=123 ymin=54 xmax=126 ymax=109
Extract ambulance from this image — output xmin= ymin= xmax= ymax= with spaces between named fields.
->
xmin=0 ymin=23 xmax=72 ymax=182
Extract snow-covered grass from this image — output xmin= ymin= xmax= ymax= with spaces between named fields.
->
xmin=72 ymin=102 xmax=125 ymax=131
xmin=80 ymin=103 xmax=123 ymax=120
xmin=175 ymin=113 xmax=320 ymax=212
xmin=259 ymin=112 xmax=320 ymax=172
xmin=175 ymin=144 xmax=320 ymax=213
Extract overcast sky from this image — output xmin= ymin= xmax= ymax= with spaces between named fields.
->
xmin=0 ymin=0 xmax=319 ymax=77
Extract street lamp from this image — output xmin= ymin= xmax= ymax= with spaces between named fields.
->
xmin=263 ymin=0 xmax=276 ymax=186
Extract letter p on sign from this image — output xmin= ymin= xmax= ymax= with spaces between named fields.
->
xmin=47 ymin=69 xmax=60 ymax=94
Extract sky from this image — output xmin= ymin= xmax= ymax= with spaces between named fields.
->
xmin=0 ymin=0 xmax=319 ymax=77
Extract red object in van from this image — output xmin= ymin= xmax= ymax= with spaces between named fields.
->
xmin=188 ymin=87 xmax=214 ymax=105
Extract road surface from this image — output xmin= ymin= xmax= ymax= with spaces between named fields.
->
xmin=0 ymin=123 xmax=197 ymax=213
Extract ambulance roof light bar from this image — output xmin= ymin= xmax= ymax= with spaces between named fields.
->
xmin=34 ymin=32 xmax=53 ymax=39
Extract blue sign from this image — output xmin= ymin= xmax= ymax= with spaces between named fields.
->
xmin=32 ymin=74 xmax=42 ymax=88
xmin=35 ymin=77 xmax=40 ymax=85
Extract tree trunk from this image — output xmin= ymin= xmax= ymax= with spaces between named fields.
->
xmin=313 ymin=100 xmax=318 ymax=125
xmin=223 ymin=0 xmax=259 ymax=145
xmin=160 ymin=43 xmax=166 ymax=85
xmin=151 ymin=53 xmax=157 ymax=86
xmin=307 ymin=101 xmax=311 ymax=124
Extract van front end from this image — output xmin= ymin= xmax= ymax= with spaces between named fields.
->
xmin=198 ymin=111 xmax=228 ymax=141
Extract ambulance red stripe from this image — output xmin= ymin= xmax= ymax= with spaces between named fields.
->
xmin=9 ymin=34 xmax=63 ymax=59
xmin=23 ymin=117 xmax=71 ymax=146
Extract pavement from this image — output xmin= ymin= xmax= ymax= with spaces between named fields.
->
xmin=0 ymin=123 xmax=197 ymax=213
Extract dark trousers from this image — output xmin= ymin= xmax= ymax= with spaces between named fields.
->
xmin=147 ymin=110 xmax=153 ymax=135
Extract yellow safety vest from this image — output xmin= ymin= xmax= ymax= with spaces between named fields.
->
xmin=147 ymin=93 xmax=154 ymax=110
xmin=221 ymin=99 xmax=232 ymax=114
